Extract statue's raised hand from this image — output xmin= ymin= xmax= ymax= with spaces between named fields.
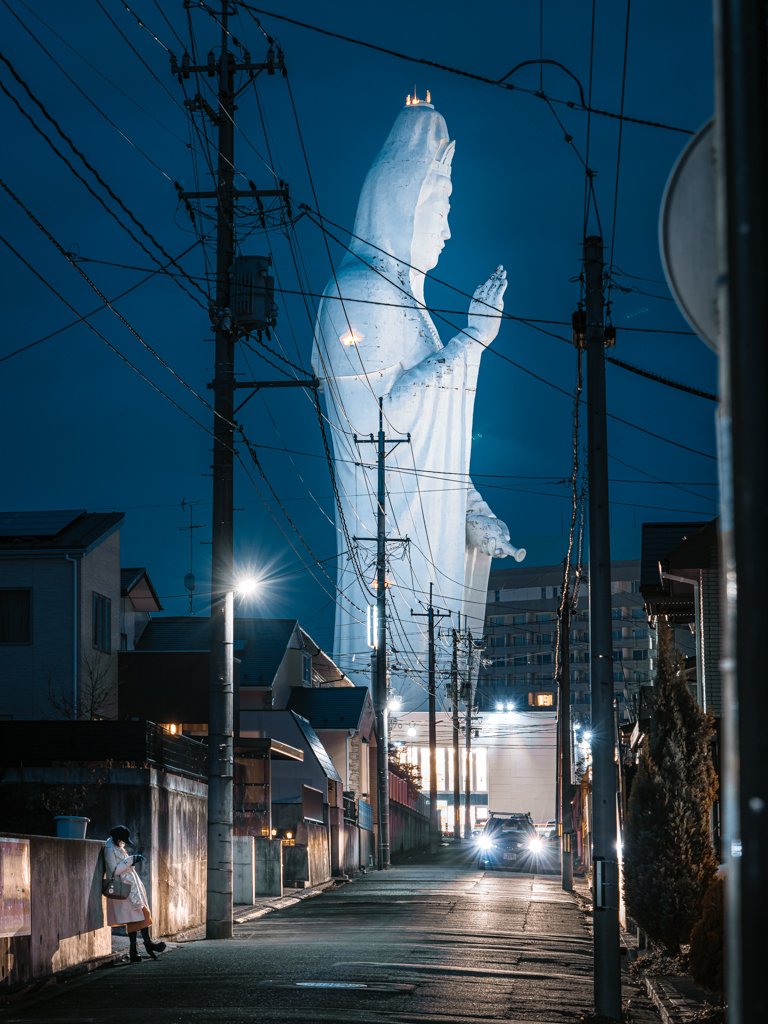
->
xmin=467 ymin=265 xmax=507 ymax=345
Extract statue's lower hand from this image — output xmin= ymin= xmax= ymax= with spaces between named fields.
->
xmin=467 ymin=266 xmax=507 ymax=345
xmin=466 ymin=510 xmax=525 ymax=561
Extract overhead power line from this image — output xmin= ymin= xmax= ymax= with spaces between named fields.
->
xmin=303 ymin=210 xmax=717 ymax=462
xmin=240 ymin=3 xmax=694 ymax=135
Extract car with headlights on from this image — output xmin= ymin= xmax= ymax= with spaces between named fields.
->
xmin=475 ymin=811 xmax=545 ymax=871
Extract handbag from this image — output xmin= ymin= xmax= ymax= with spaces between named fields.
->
xmin=102 ymin=866 xmax=131 ymax=900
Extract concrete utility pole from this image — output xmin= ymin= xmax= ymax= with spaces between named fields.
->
xmin=463 ymin=627 xmax=475 ymax=840
xmin=412 ymin=583 xmax=449 ymax=850
xmin=207 ymin=6 xmax=236 ymax=944
xmin=451 ymin=628 xmax=461 ymax=840
xmin=584 ymin=235 xmax=621 ymax=1019
xmin=175 ymin=7 xmax=286 ymax=940
xmin=559 ymin=601 xmax=573 ymax=891
xmin=355 ymin=400 xmax=409 ymax=870
xmin=714 ymin=4 xmax=768 ymax=1020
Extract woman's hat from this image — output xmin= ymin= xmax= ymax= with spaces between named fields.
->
xmin=109 ymin=825 xmax=131 ymax=844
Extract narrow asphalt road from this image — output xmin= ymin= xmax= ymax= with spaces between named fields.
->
xmin=1 ymin=846 xmax=642 ymax=1024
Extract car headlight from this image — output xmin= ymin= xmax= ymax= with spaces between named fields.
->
xmin=528 ymin=836 xmax=544 ymax=854
xmin=477 ymin=835 xmax=495 ymax=851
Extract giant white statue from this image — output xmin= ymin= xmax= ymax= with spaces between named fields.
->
xmin=312 ymin=93 xmax=524 ymax=709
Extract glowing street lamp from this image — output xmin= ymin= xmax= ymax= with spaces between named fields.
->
xmin=207 ymin=569 xmax=260 ymax=940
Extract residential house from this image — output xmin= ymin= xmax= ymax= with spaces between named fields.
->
xmin=0 ymin=509 xmax=124 ymax=720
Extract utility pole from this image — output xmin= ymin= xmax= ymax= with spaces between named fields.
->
xmin=412 ymin=583 xmax=449 ymax=850
xmin=451 ymin=627 xmax=461 ymax=840
xmin=174 ymin=7 xmax=287 ymax=940
xmin=714 ymin=5 xmax=768 ymax=1020
xmin=584 ymin=235 xmax=621 ymax=1019
xmin=463 ymin=626 xmax=475 ymax=840
xmin=559 ymin=601 xmax=573 ymax=891
xmin=355 ymin=399 xmax=409 ymax=869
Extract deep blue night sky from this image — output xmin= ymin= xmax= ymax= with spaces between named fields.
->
xmin=0 ymin=1 xmax=717 ymax=654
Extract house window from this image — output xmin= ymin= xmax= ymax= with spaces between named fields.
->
xmin=633 ymin=649 xmax=649 ymax=661
xmin=0 ymin=589 xmax=31 ymax=643
xmin=92 ymin=592 xmax=111 ymax=653
xmin=535 ymin=653 xmax=552 ymax=666
xmin=529 ymin=691 xmax=554 ymax=707
xmin=302 ymin=652 xmax=312 ymax=685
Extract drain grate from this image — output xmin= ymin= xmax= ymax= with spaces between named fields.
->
xmin=258 ymin=980 xmax=415 ymax=994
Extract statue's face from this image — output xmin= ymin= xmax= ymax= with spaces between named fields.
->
xmin=411 ymin=174 xmax=452 ymax=272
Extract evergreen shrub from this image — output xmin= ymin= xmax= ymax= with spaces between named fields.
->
xmin=623 ymin=620 xmax=718 ymax=951
xmin=689 ymin=875 xmax=724 ymax=994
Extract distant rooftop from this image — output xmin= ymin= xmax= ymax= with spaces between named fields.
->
xmin=288 ymin=686 xmax=372 ymax=731
xmin=135 ymin=616 xmax=302 ymax=686
xmin=0 ymin=510 xmax=124 ymax=553
xmin=121 ymin=567 xmax=163 ymax=612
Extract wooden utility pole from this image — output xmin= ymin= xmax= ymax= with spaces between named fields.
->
xmin=451 ymin=628 xmax=461 ymax=839
xmin=412 ymin=583 xmax=449 ymax=850
xmin=584 ymin=235 xmax=621 ymax=1018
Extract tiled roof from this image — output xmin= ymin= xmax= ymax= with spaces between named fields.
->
xmin=290 ymin=712 xmax=343 ymax=782
xmin=288 ymin=686 xmax=371 ymax=730
xmin=0 ymin=510 xmax=123 ymax=553
xmin=135 ymin=616 xmax=212 ymax=652
xmin=135 ymin=616 xmax=300 ymax=686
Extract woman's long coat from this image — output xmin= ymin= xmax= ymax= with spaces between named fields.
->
xmin=103 ymin=837 xmax=149 ymax=927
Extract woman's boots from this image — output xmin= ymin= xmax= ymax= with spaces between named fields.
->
xmin=128 ymin=928 xmax=165 ymax=963
xmin=140 ymin=926 xmax=166 ymax=961
xmin=128 ymin=932 xmax=142 ymax=963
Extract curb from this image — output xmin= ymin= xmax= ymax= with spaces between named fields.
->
xmin=643 ymin=975 xmax=703 ymax=1024
xmin=0 ymin=950 xmax=125 ymax=1009
xmin=233 ymin=878 xmax=341 ymax=924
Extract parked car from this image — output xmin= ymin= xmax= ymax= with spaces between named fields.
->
xmin=475 ymin=811 xmax=545 ymax=871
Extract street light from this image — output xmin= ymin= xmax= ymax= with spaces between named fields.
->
xmin=207 ymin=572 xmax=259 ymax=940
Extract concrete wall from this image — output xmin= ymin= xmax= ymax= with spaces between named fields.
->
xmin=0 ymin=765 xmax=207 ymax=938
xmin=0 ymin=834 xmax=110 ymax=988
xmin=389 ymin=801 xmax=430 ymax=857
xmin=282 ymin=821 xmax=331 ymax=887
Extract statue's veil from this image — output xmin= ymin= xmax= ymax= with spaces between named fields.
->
xmin=346 ymin=103 xmax=455 ymax=273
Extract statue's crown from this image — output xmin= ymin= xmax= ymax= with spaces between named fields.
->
xmin=405 ymin=87 xmax=432 ymax=108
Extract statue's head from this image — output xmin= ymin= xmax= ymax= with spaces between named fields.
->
xmin=350 ymin=94 xmax=455 ymax=280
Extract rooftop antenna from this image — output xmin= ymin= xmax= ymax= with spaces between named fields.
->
xmin=179 ymin=498 xmax=204 ymax=614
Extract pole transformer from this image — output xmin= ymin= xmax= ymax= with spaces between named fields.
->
xmin=584 ymin=234 xmax=621 ymax=1019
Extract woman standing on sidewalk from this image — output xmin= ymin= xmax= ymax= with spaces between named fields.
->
xmin=103 ymin=825 xmax=166 ymax=964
